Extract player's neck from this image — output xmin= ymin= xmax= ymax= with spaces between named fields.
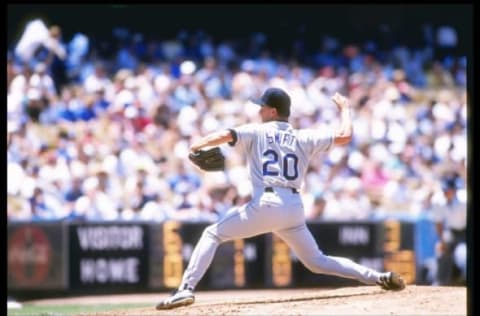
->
xmin=267 ymin=117 xmax=289 ymax=123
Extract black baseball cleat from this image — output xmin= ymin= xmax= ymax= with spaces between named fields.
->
xmin=376 ymin=272 xmax=406 ymax=291
xmin=156 ymin=287 xmax=195 ymax=310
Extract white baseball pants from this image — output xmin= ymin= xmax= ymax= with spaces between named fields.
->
xmin=180 ymin=186 xmax=382 ymax=289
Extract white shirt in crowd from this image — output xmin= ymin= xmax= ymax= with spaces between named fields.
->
xmin=15 ymin=19 xmax=66 ymax=63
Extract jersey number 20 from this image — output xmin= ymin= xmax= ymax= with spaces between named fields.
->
xmin=262 ymin=149 xmax=299 ymax=180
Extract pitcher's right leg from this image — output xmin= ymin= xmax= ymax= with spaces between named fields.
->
xmin=275 ymin=223 xmax=382 ymax=285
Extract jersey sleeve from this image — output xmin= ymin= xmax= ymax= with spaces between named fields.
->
xmin=228 ymin=123 xmax=258 ymax=151
xmin=300 ymin=127 xmax=334 ymax=156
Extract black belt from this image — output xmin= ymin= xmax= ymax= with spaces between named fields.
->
xmin=265 ymin=187 xmax=299 ymax=194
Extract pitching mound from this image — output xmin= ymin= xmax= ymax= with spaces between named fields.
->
xmin=33 ymin=285 xmax=467 ymax=315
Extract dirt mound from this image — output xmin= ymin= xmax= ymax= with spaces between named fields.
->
xmin=32 ymin=285 xmax=467 ymax=316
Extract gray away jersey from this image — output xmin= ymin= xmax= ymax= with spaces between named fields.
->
xmin=229 ymin=121 xmax=334 ymax=190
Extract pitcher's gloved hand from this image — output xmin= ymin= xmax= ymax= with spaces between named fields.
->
xmin=188 ymin=147 xmax=225 ymax=172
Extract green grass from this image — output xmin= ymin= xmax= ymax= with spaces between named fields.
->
xmin=7 ymin=303 xmax=151 ymax=316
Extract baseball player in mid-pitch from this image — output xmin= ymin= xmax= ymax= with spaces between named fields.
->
xmin=156 ymin=87 xmax=406 ymax=310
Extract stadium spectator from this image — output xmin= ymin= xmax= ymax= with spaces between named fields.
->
xmin=6 ymin=27 xmax=466 ymax=226
xmin=431 ymin=173 xmax=467 ymax=285
xmin=14 ymin=19 xmax=66 ymax=68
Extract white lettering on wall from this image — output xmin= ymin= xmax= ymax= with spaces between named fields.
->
xmin=77 ymin=226 xmax=143 ymax=250
xmin=80 ymin=258 xmax=139 ymax=283
xmin=244 ymin=243 xmax=257 ymax=261
xmin=182 ymin=243 xmax=193 ymax=260
xmin=96 ymin=259 xmax=108 ymax=283
xmin=338 ymin=226 xmax=370 ymax=246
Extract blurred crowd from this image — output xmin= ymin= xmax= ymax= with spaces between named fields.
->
xmin=7 ymin=20 xmax=467 ymax=228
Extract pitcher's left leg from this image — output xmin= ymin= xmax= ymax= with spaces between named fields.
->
xmin=181 ymin=201 xmax=272 ymax=289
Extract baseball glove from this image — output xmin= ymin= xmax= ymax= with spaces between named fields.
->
xmin=188 ymin=147 xmax=225 ymax=172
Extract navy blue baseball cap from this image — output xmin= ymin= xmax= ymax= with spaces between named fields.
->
xmin=251 ymin=87 xmax=291 ymax=117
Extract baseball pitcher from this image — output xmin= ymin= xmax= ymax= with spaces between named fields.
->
xmin=156 ymin=87 xmax=405 ymax=310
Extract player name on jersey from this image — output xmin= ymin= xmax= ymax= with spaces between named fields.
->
xmin=266 ymin=131 xmax=297 ymax=151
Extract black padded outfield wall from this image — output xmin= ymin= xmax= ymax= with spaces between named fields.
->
xmin=152 ymin=221 xmax=410 ymax=290
xmin=266 ymin=221 xmax=415 ymax=288
xmin=68 ymin=222 xmax=150 ymax=290
xmin=8 ymin=222 xmax=68 ymax=290
xmin=152 ymin=222 xmax=266 ymax=290
xmin=7 ymin=219 xmax=418 ymax=297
